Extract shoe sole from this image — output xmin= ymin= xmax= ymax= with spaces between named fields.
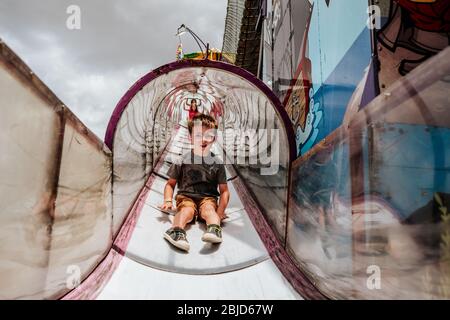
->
xmin=164 ymin=233 xmax=190 ymax=252
xmin=201 ymin=233 xmax=223 ymax=244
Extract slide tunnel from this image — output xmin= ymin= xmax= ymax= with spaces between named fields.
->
xmin=104 ymin=59 xmax=297 ymax=244
xmin=64 ymin=59 xmax=310 ymax=299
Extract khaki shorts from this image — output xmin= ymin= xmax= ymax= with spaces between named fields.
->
xmin=175 ymin=194 xmax=218 ymax=218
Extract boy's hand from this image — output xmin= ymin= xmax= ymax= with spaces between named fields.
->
xmin=216 ymin=208 xmax=228 ymax=220
xmin=217 ymin=183 xmax=230 ymax=220
xmin=161 ymin=179 xmax=176 ymax=212
xmin=160 ymin=201 xmax=173 ymax=211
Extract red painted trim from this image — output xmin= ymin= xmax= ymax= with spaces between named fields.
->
xmin=61 ymin=167 xmax=158 ymax=300
xmin=231 ymin=177 xmax=328 ymax=300
xmin=60 ymin=249 xmax=122 ymax=300
xmin=61 ymin=129 xmax=178 ymax=300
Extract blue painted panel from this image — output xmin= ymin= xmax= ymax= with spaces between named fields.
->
xmin=364 ymin=123 xmax=450 ymax=219
xmin=299 ymin=28 xmax=372 ymax=154
xmin=308 ymin=0 xmax=370 ymax=92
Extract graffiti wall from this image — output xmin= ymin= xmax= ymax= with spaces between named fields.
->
xmin=264 ymin=0 xmax=372 ymax=156
xmin=376 ymin=0 xmax=450 ymax=90
xmin=258 ymin=0 xmax=450 ymax=299
xmin=262 ymin=0 xmax=449 ymax=157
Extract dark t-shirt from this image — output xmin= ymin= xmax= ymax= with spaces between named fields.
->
xmin=167 ymin=150 xmax=227 ymax=199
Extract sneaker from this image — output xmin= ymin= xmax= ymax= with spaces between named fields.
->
xmin=201 ymin=224 xmax=223 ymax=244
xmin=164 ymin=227 xmax=190 ymax=252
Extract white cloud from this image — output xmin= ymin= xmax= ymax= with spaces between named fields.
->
xmin=0 ymin=0 xmax=227 ymax=138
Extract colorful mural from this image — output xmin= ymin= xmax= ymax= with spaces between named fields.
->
xmin=267 ymin=0 xmax=372 ymax=156
xmin=256 ymin=0 xmax=450 ymax=298
xmin=376 ymin=0 xmax=450 ymax=90
xmin=263 ymin=0 xmax=449 ymax=157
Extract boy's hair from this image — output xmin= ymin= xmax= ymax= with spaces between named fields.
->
xmin=188 ymin=113 xmax=218 ymax=134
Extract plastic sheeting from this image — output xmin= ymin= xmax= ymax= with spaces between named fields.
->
xmin=0 ymin=54 xmax=62 ymax=299
xmin=0 ymin=42 xmax=112 ymax=299
xmin=287 ymin=48 xmax=450 ymax=299
xmin=45 ymin=115 xmax=112 ymax=299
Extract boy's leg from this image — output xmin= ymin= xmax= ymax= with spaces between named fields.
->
xmin=199 ymin=202 xmax=220 ymax=226
xmin=173 ymin=207 xmax=195 ymax=229
xmin=199 ymin=198 xmax=223 ymax=244
xmin=173 ymin=195 xmax=197 ymax=228
xmin=164 ymin=196 xmax=196 ymax=252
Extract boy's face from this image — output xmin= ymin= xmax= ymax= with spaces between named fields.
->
xmin=191 ymin=125 xmax=216 ymax=155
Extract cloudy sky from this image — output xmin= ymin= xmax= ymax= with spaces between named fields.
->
xmin=0 ymin=0 xmax=228 ymax=138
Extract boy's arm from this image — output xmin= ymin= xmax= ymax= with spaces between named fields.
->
xmin=161 ymin=162 xmax=181 ymax=210
xmin=217 ymin=183 xmax=230 ymax=220
xmin=160 ymin=178 xmax=177 ymax=210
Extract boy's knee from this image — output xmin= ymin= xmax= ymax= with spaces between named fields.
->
xmin=179 ymin=207 xmax=195 ymax=219
xmin=200 ymin=205 xmax=217 ymax=218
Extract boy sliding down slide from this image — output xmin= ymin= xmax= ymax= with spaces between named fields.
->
xmin=160 ymin=114 xmax=230 ymax=252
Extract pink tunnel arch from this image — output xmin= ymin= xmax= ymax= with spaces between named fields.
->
xmin=104 ymin=58 xmax=297 ymax=162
